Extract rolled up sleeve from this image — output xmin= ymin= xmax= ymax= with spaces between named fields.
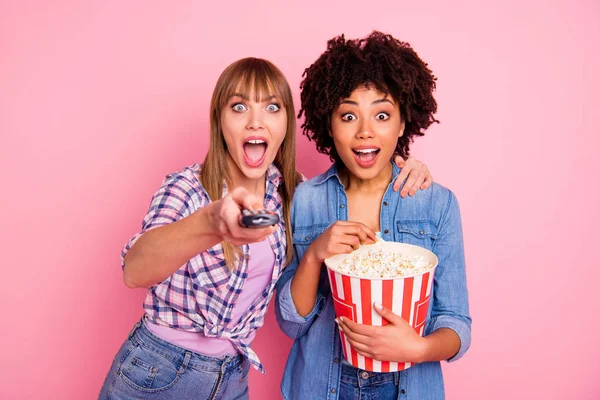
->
xmin=121 ymin=173 xmax=198 ymax=270
xmin=428 ymin=190 xmax=472 ymax=362
xmin=275 ymin=255 xmax=326 ymax=339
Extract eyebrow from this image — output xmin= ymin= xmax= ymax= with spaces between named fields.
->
xmin=231 ymin=93 xmax=277 ymax=102
xmin=339 ymin=98 xmax=394 ymax=106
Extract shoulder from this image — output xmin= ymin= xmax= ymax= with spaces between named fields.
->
xmin=157 ymin=164 xmax=209 ymax=207
xmin=293 ymin=172 xmax=332 ymax=204
xmin=400 ymin=181 xmax=460 ymax=224
xmin=427 ymin=182 xmax=458 ymax=207
xmin=162 ymin=164 xmax=202 ymax=189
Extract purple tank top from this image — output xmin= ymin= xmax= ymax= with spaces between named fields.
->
xmin=145 ymin=238 xmax=275 ymax=356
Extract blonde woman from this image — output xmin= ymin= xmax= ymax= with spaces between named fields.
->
xmin=99 ymin=57 xmax=432 ymax=400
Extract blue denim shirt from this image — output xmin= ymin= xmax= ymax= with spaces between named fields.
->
xmin=275 ymin=162 xmax=471 ymax=400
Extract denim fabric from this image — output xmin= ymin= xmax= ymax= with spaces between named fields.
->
xmin=98 ymin=320 xmax=250 ymax=400
xmin=275 ymin=162 xmax=471 ymax=400
xmin=339 ymin=362 xmax=399 ymax=400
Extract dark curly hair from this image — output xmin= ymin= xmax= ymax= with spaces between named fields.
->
xmin=298 ymin=31 xmax=439 ymax=162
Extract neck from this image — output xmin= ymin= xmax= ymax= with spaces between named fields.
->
xmin=226 ymin=154 xmax=266 ymax=197
xmin=340 ymin=162 xmax=393 ymax=193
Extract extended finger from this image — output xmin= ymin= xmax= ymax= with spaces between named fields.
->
xmin=402 ymin=170 xmax=422 ymax=197
xmin=339 ymin=316 xmax=378 ymax=337
xmin=420 ymin=174 xmax=433 ymax=190
xmin=393 ymin=168 xmax=409 ymax=192
xmin=338 ymin=320 xmax=373 ymax=345
xmin=344 ymin=223 xmax=377 ymax=243
xmin=346 ymin=337 xmax=374 ymax=358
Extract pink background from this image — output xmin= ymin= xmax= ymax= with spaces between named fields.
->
xmin=1 ymin=1 xmax=598 ymax=399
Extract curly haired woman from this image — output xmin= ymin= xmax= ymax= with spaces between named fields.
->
xmin=275 ymin=31 xmax=471 ymax=400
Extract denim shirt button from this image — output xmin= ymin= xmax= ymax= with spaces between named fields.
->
xmin=383 ymin=201 xmax=388 ymax=206
xmin=330 ymin=388 xmax=336 ymax=394
xmin=419 ymin=229 xmax=425 ymax=235
xmin=340 ymin=204 xmax=345 ymax=208
xmin=334 ymin=358 xmax=340 ymax=363
xmin=305 ymin=236 xmax=310 ymax=241
xmin=384 ymin=229 xmax=389 ymax=234
xmin=401 ymin=389 xmax=407 ymax=394
xmin=361 ymin=371 xmax=370 ymax=379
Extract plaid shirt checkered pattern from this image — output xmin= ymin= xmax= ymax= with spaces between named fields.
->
xmin=121 ymin=163 xmax=287 ymax=373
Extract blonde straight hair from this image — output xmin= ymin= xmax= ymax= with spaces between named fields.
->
xmin=200 ymin=58 xmax=300 ymax=269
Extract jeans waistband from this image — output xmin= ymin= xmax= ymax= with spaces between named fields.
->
xmin=128 ymin=320 xmax=245 ymax=373
xmin=340 ymin=361 xmax=400 ymax=388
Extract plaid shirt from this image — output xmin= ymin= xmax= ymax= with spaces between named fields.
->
xmin=122 ymin=163 xmax=287 ymax=373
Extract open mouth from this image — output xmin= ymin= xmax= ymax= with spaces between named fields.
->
xmin=243 ymin=137 xmax=268 ymax=167
xmin=352 ymin=147 xmax=380 ymax=167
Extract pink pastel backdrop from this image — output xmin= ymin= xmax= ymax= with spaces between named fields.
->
xmin=1 ymin=1 xmax=598 ymax=399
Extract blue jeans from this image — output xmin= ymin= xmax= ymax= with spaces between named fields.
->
xmin=339 ymin=362 xmax=400 ymax=400
xmin=98 ymin=321 xmax=250 ymax=400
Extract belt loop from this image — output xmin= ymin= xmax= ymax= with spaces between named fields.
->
xmin=178 ymin=351 xmax=192 ymax=374
xmin=128 ymin=320 xmax=142 ymax=340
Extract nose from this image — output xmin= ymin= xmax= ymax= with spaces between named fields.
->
xmin=246 ymin=109 xmax=265 ymax=130
xmin=356 ymin=118 xmax=375 ymax=139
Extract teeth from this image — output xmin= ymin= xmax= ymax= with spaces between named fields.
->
xmin=355 ymin=148 xmax=378 ymax=153
xmin=247 ymin=139 xmax=266 ymax=144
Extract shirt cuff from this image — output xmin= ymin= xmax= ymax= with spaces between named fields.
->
xmin=430 ymin=315 xmax=471 ymax=362
xmin=278 ymin=277 xmax=324 ymax=323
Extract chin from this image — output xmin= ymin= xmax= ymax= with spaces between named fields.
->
xmin=347 ymin=163 xmax=389 ymax=181
xmin=242 ymin=166 xmax=269 ymax=180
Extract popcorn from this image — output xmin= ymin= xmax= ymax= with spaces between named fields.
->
xmin=325 ymin=238 xmax=438 ymax=372
xmin=330 ymin=236 xmax=434 ymax=278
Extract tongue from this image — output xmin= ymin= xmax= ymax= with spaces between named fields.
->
xmin=356 ymin=151 xmax=377 ymax=161
xmin=243 ymin=143 xmax=267 ymax=162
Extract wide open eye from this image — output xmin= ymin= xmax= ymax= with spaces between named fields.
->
xmin=266 ymin=103 xmax=281 ymax=112
xmin=232 ymin=103 xmax=248 ymax=112
xmin=375 ymin=112 xmax=390 ymax=121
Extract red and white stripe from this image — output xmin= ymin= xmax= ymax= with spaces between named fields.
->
xmin=328 ymin=268 xmax=436 ymax=372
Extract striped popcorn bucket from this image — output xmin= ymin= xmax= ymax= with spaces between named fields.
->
xmin=324 ymin=242 xmax=438 ymax=372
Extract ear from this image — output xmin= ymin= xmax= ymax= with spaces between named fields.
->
xmin=398 ymin=119 xmax=405 ymax=138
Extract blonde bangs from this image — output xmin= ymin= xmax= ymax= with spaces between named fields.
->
xmin=216 ymin=59 xmax=293 ymax=113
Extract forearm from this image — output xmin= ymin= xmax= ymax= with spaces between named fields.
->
xmin=123 ymin=205 xmax=221 ymax=288
xmin=290 ymin=253 xmax=323 ymax=317
xmin=417 ymin=328 xmax=461 ymax=363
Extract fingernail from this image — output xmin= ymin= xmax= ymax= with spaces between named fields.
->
xmin=374 ymin=302 xmax=382 ymax=309
xmin=339 ymin=316 xmax=344 ymax=323
xmin=335 ymin=318 xmax=339 ymax=325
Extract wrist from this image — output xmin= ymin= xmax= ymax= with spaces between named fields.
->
xmin=304 ymin=246 xmax=323 ymax=266
xmin=194 ymin=203 xmax=223 ymax=242
xmin=413 ymin=336 xmax=430 ymax=363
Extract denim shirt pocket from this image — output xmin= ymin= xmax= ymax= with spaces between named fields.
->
xmin=397 ymin=220 xmax=438 ymax=250
xmin=292 ymin=224 xmax=329 ymax=248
